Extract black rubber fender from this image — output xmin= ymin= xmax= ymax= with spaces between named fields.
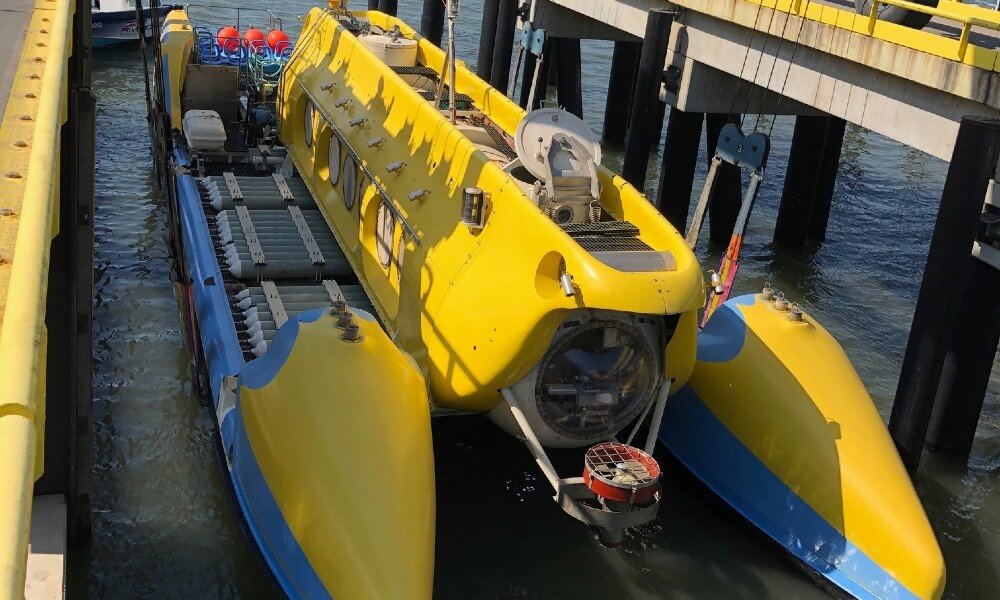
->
xmin=854 ymin=0 xmax=938 ymax=29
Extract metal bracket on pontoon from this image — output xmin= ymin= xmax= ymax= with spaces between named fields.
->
xmin=500 ymin=378 xmax=672 ymax=546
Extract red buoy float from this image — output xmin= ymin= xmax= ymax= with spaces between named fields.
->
xmin=267 ymin=29 xmax=290 ymax=53
xmin=244 ymin=27 xmax=266 ymax=51
xmin=217 ymin=25 xmax=239 ymax=53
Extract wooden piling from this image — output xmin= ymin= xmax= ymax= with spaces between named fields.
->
xmin=705 ymin=113 xmax=743 ymax=245
xmin=808 ymin=117 xmax=846 ymax=243
xmin=489 ymin=0 xmax=518 ymax=94
xmin=377 ymin=0 xmax=397 ymax=16
xmin=553 ymin=38 xmax=583 ymax=119
xmin=622 ymin=9 xmax=673 ymax=189
xmin=368 ymin=0 xmax=379 ymax=10
xmin=656 ymin=108 xmax=704 ymax=230
xmin=477 ymin=0 xmax=501 ymax=80
xmin=420 ymin=0 xmax=445 ymax=47
xmin=775 ymin=116 xmax=846 ymax=248
xmin=925 ymin=256 xmax=1000 ymax=457
xmin=603 ymin=41 xmax=641 ymax=146
xmin=889 ymin=116 xmax=1000 ymax=473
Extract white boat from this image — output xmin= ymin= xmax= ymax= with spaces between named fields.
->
xmin=92 ymin=0 xmax=174 ymax=46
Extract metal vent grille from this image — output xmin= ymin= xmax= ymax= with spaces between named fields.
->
xmin=574 ymin=236 xmax=654 ymax=253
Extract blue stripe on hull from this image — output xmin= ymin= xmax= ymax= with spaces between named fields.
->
xmin=658 ymin=387 xmax=919 ymax=600
xmin=229 ymin=405 xmax=331 ymax=600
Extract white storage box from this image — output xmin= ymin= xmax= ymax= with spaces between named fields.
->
xmin=359 ymin=33 xmax=418 ymax=67
xmin=183 ymin=110 xmax=227 ymax=151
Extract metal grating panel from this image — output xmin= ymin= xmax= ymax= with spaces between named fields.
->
xmin=561 ymin=221 xmax=640 ymax=238
xmin=391 ymin=65 xmax=439 ymax=77
xmin=574 ymin=236 xmax=654 ymax=253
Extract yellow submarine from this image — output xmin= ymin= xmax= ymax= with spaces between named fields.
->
xmin=154 ymin=2 xmax=945 ymax=598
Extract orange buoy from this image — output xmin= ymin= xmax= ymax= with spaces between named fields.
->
xmin=267 ymin=29 xmax=290 ymax=53
xmin=244 ymin=27 xmax=266 ymax=50
xmin=217 ymin=26 xmax=240 ymax=53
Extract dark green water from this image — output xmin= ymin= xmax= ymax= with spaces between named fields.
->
xmin=87 ymin=2 xmax=998 ymax=598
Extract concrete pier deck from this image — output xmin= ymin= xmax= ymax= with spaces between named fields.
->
xmin=538 ymin=0 xmax=1000 ymax=160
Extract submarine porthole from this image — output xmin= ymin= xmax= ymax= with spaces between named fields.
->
xmin=328 ymin=134 xmax=341 ymax=186
xmin=304 ymin=99 xmax=315 ymax=148
xmin=536 ymin=319 xmax=660 ymax=442
xmin=376 ymin=200 xmax=396 ymax=270
xmin=343 ymin=154 xmax=358 ymax=211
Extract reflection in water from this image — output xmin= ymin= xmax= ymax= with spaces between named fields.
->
xmin=87 ymin=0 xmax=997 ymax=597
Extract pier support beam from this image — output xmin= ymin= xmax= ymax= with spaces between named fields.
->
xmin=622 ymin=10 xmax=673 ymax=189
xmin=656 ymin=108 xmax=704 ymax=230
xmin=552 ymin=38 xmax=583 ymax=118
xmin=705 ymin=113 xmax=743 ymax=245
xmin=36 ymin=0 xmax=94 ymax=541
xmin=926 ymin=257 xmax=1000 ymax=458
xmin=489 ymin=0 xmax=518 ymax=94
xmin=377 ymin=0 xmax=397 ymax=16
xmin=889 ymin=116 xmax=1000 ymax=473
xmin=420 ymin=0 xmax=445 ymax=46
xmin=774 ymin=116 xmax=846 ymax=248
xmin=477 ymin=0 xmax=501 ymax=80
xmin=603 ymin=41 xmax=641 ymax=146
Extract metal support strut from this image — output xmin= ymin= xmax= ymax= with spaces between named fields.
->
xmin=685 ymin=124 xmax=770 ymax=326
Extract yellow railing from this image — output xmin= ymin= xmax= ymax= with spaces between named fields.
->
xmin=0 ymin=0 xmax=73 ymax=596
xmin=730 ymin=0 xmax=1000 ymax=70
xmin=865 ymin=0 xmax=1000 ymax=60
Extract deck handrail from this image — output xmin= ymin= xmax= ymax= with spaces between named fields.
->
xmin=0 ymin=0 xmax=73 ymax=596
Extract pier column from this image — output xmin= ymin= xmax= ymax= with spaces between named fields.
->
xmin=368 ymin=0 xmax=379 ymax=10
xmin=377 ymin=0 xmax=397 ymax=16
xmin=622 ymin=9 xmax=673 ymax=189
xmin=477 ymin=0 xmax=501 ymax=80
xmin=705 ymin=113 xmax=743 ymax=245
xmin=420 ymin=0 xmax=445 ymax=46
xmin=889 ymin=116 xmax=1000 ymax=473
xmin=603 ymin=41 xmax=641 ymax=146
xmin=774 ymin=116 xmax=846 ymax=248
xmin=926 ymin=257 xmax=1000 ymax=458
xmin=656 ymin=108 xmax=704 ymax=230
xmin=36 ymin=0 xmax=94 ymax=538
xmin=808 ymin=117 xmax=847 ymax=243
xmin=553 ymin=38 xmax=583 ymax=118
xmin=489 ymin=0 xmax=518 ymax=94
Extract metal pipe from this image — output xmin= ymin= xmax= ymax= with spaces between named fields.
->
xmin=644 ymin=379 xmax=672 ymax=455
xmin=500 ymin=388 xmax=562 ymax=492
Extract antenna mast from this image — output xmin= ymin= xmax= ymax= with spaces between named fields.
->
xmin=447 ymin=0 xmax=459 ymax=124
